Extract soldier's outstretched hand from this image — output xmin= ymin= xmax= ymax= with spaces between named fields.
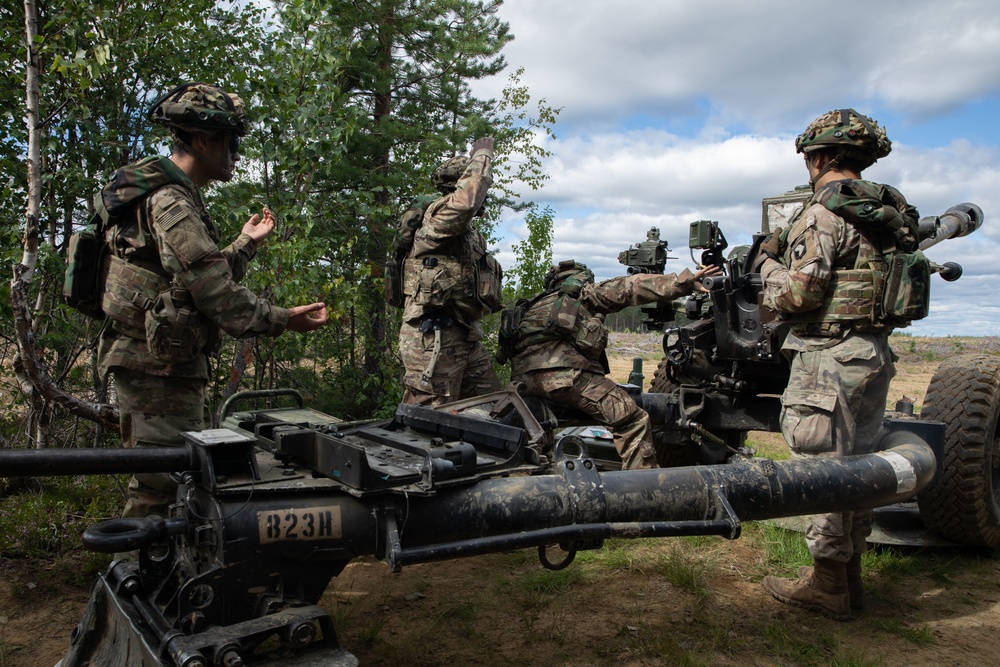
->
xmin=693 ymin=264 xmax=722 ymax=293
xmin=286 ymin=302 xmax=328 ymax=332
xmin=243 ymin=207 xmax=277 ymax=243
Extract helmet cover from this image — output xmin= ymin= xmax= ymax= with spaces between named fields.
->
xmin=544 ymin=260 xmax=595 ymax=293
xmin=149 ymin=82 xmax=249 ymax=136
xmin=795 ymin=108 xmax=890 ymax=170
xmin=431 ymin=156 xmax=470 ymax=193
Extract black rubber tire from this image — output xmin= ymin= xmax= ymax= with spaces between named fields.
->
xmin=648 ymin=358 xmax=746 ymax=467
xmin=649 ymin=357 xmax=676 ymax=394
xmin=917 ymin=354 xmax=1000 ymax=548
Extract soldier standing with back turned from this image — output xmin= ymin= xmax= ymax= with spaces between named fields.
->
xmin=97 ymin=82 xmax=329 ymax=519
xmin=756 ymin=109 xmax=920 ymax=620
xmin=397 ymin=137 xmax=504 ymax=406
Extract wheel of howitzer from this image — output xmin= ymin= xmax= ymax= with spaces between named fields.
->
xmin=917 ymin=354 xmax=1000 ymax=548
xmin=649 ymin=357 xmax=746 ymax=467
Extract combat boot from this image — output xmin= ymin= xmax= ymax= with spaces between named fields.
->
xmin=798 ymin=553 xmax=865 ymax=611
xmin=763 ymin=558 xmax=851 ymax=621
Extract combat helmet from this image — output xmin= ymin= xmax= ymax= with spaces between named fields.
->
xmin=544 ymin=260 xmax=595 ymax=296
xmin=148 ymin=82 xmax=249 ymax=137
xmin=795 ymin=108 xmax=891 ymax=171
xmin=432 ymin=156 xmax=470 ymax=193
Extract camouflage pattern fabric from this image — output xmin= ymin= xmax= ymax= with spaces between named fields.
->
xmin=96 ymin=155 xmax=289 ymax=518
xmin=399 ymin=320 xmax=500 ymax=406
xmin=431 ymin=156 xmax=471 ymax=192
xmin=401 ymin=145 xmax=495 ymax=329
xmin=102 ymin=156 xmax=190 ymax=214
xmin=781 ymin=332 xmax=895 ymax=561
xmin=813 ymin=179 xmax=919 ymax=250
xmin=760 ymin=179 xmax=921 ymax=334
xmin=795 ymin=109 xmax=891 ymax=169
xmin=114 ymin=367 xmax=208 ymax=518
xmin=521 ymin=368 xmax=655 ymax=469
xmin=397 ymin=145 xmax=500 ymax=405
xmin=150 ymin=83 xmax=249 ymax=136
xmin=759 ymin=182 xmax=902 ymax=562
xmin=511 ymin=271 xmax=698 ymax=378
xmin=760 ymin=198 xmax=881 ymax=334
xmin=97 ymin=156 xmax=288 ymax=381
xmin=511 ymin=271 xmax=699 ymax=468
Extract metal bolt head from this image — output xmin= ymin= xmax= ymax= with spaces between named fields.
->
xmin=289 ymin=621 xmax=317 ymax=647
xmin=219 ymin=649 xmax=244 ymax=667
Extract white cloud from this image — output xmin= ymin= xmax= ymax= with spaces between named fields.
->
xmin=480 ymin=0 xmax=1000 ymax=131
xmin=485 ymin=0 xmax=1000 ymax=336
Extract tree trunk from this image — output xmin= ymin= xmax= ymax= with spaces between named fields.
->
xmin=12 ymin=0 xmax=119 ymax=441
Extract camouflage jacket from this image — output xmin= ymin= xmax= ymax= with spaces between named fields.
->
xmin=511 ymin=271 xmax=697 ymax=377
xmin=760 ymin=179 xmax=916 ymax=343
xmin=402 ymin=146 xmax=495 ymax=328
xmin=97 ymin=156 xmax=289 ymax=380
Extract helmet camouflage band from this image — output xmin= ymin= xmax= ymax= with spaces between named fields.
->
xmin=148 ymin=82 xmax=249 ymax=136
xmin=544 ymin=260 xmax=595 ymax=292
xmin=795 ymin=108 xmax=891 ymax=169
xmin=431 ymin=156 xmax=470 ymax=193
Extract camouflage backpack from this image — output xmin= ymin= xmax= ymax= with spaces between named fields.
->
xmin=384 ymin=194 xmax=438 ymax=308
xmin=62 ymin=197 xmax=112 ymax=319
xmin=64 ymin=156 xmax=191 ymax=319
xmin=814 ymin=180 xmax=929 ymax=326
xmin=497 ymin=261 xmax=606 ymax=365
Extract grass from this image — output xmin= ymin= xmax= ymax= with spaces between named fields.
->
xmin=745 ymin=521 xmax=812 ymax=577
xmin=0 ymin=474 xmax=126 ymax=559
xmin=872 ymin=618 xmax=937 ymax=646
xmin=5 ymin=334 xmax=1000 ymax=665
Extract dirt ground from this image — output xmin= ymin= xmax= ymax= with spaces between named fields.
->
xmin=2 ymin=335 xmax=999 ymax=666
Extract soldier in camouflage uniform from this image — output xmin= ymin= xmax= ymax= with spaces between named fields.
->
xmin=757 ymin=109 xmax=919 ymax=620
xmin=97 ymin=82 xmax=329 ymax=518
xmin=398 ymin=137 xmax=504 ymax=406
xmin=504 ymin=260 xmax=719 ymax=469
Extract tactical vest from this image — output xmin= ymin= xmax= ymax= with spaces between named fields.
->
xmin=385 ymin=195 xmax=437 ymax=308
xmin=498 ymin=281 xmax=608 ymax=365
xmin=401 ymin=223 xmax=503 ymax=322
xmin=779 ymin=183 xmax=930 ymax=331
xmin=103 ymin=188 xmax=216 ymax=363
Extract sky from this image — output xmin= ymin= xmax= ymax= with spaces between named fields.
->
xmin=473 ymin=0 xmax=1000 ymax=336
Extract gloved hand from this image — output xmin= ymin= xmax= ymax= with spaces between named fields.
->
xmin=752 ymin=228 xmax=783 ymax=272
xmin=759 ymin=227 xmax=783 ymax=259
xmin=472 ymin=136 xmax=494 ymax=154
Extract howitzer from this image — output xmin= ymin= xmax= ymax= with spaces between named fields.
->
xmin=1 ymin=388 xmax=940 ymax=666
xmin=616 ymin=193 xmax=1000 ymax=551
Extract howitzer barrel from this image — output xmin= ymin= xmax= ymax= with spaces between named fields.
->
xmin=918 ymin=203 xmax=983 ymax=250
xmin=388 ymin=438 xmax=936 ymax=566
xmin=0 ymin=445 xmax=195 ymax=477
xmin=63 ymin=424 xmax=937 ymax=665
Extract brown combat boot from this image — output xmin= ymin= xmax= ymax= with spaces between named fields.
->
xmin=798 ymin=553 xmax=865 ymax=611
xmin=763 ymin=558 xmax=851 ymax=621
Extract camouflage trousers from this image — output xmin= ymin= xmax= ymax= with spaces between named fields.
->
xmin=519 ymin=367 xmax=656 ymax=469
xmin=780 ymin=331 xmax=895 ymax=562
xmin=399 ymin=320 xmax=500 ymax=407
xmin=114 ymin=367 xmax=208 ymax=518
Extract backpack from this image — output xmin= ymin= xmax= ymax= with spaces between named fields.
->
xmin=62 ymin=195 xmax=115 ymax=319
xmin=880 ymin=250 xmax=931 ymax=325
xmin=814 ymin=179 xmax=930 ymax=327
xmin=497 ymin=279 xmax=607 ymax=367
xmin=384 ymin=194 xmax=437 ymax=308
